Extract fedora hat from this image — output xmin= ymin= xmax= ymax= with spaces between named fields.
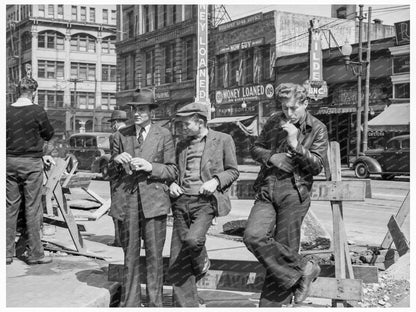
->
xmin=127 ymin=88 xmax=158 ymax=109
xmin=108 ymin=110 xmax=128 ymax=122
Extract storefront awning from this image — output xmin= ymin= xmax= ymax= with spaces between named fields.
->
xmin=208 ymin=115 xmax=258 ymax=136
xmin=368 ymin=103 xmax=410 ymax=132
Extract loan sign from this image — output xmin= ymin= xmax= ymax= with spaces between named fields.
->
xmin=195 ymin=5 xmax=209 ymax=105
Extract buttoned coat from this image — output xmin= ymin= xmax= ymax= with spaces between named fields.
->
xmin=175 ymin=129 xmax=239 ymax=217
xmin=108 ymin=123 xmax=177 ymax=220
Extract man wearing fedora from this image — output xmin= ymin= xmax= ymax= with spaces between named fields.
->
xmin=107 ymin=110 xmax=128 ymax=247
xmin=108 ymin=88 xmax=177 ymax=307
xmin=167 ymin=102 xmax=239 ymax=306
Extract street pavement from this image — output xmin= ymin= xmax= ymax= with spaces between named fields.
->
xmin=5 ymin=167 xmax=410 ymax=307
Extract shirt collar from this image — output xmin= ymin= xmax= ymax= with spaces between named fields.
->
xmin=11 ymin=98 xmax=34 ymax=107
xmin=135 ymin=123 xmax=151 ymax=134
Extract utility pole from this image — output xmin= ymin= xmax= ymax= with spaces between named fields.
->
xmin=69 ymin=78 xmax=83 ymax=133
xmin=356 ymin=4 xmax=364 ymax=157
xmin=362 ymin=6 xmax=372 ymax=152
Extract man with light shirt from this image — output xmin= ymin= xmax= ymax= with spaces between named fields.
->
xmin=108 ymin=88 xmax=177 ymax=307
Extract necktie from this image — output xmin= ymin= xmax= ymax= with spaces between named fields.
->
xmin=137 ymin=127 xmax=145 ymax=146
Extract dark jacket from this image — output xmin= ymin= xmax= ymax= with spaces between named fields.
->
xmin=108 ymin=124 xmax=178 ymax=220
xmin=251 ymin=111 xmax=329 ymax=201
xmin=176 ymin=129 xmax=239 ymax=217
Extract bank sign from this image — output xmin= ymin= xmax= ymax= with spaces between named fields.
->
xmin=215 ymin=83 xmax=275 ymax=105
xmin=306 ymin=26 xmax=328 ymax=100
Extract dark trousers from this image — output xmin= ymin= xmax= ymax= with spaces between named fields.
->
xmin=117 ymin=202 xmax=167 ymax=307
xmin=243 ymin=175 xmax=311 ymax=307
xmin=6 ymin=157 xmax=45 ymax=260
xmin=168 ymin=195 xmax=215 ymax=307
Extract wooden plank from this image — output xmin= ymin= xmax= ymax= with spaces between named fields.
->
xmin=68 ymin=199 xmax=102 ymax=209
xmin=62 ymin=157 xmax=78 ymax=188
xmin=381 ymin=192 xmax=410 ymax=249
xmin=387 ymin=215 xmax=409 ymax=257
xmin=311 ymin=181 xmax=366 ymax=201
xmin=82 ymin=187 xmax=111 ymax=220
xmin=43 ymin=215 xmax=86 ymax=232
xmin=309 ymin=277 xmax=362 ymax=301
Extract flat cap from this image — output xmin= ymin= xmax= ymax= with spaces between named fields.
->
xmin=176 ymin=102 xmax=209 ymax=118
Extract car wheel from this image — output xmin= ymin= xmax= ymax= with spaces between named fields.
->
xmin=100 ymin=160 xmax=109 ymax=179
xmin=354 ymin=162 xmax=370 ymax=179
xmin=381 ymin=174 xmax=395 ymax=180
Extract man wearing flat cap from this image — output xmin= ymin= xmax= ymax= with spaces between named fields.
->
xmin=107 ymin=110 xmax=128 ymax=247
xmin=243 ymin=83 xmax=329 ymax=306
xmin=108 ymin=88 xmax=178 ymax=307
xmin=167 ymin=102 xmax=239 ymax=306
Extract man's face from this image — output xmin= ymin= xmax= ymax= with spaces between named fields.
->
xmin=179 ymin=115 xmax=202 ymax=137
xmin=132 ymin=105 xmax=151 ymax=127
xmin=281 ymin=97 xmax=308 ymax=124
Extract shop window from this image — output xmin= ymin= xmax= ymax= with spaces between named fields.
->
xmin=394 ymin=83 xmax=410 ymax=99
xmin=90 ymin=8 xmax=95 ymax=22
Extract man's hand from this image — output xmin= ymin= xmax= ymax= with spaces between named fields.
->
xmin=42 ymin=155 xmax=56 ymax=167
xmin=281 ymin=122 xmax=299 ymax=149
xmin=269 ymin=153 xmax=295 ymax=173
xmin=130 ymin=157 xmax=152 ymax=172
xmin=169 ymin=182 xmax=184 ymax=198
xmin=114 ymin=152 xmax=132 ymax=165
xmin=199 ymin=178 xmax=219 ymax=196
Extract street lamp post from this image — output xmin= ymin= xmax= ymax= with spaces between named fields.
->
xmin=69 ymin=78 xmax=83 ymax=134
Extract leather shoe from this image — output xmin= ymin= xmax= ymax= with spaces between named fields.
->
xmin=26 ymin=256 xmax=53 ymax=265
xmin=6 ymin=257 xmax=13 ymax=265
xmin=294 ymin=261 xmax=320 ymax=304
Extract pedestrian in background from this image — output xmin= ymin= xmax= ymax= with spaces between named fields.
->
xmin=6 ymin=76 xmax=55 ymax=265
xmin=168 ymin=102 xmax=239 ymax=307
xmin=107 ymin=109 xmax=128 ymax=247
xmin=244 ymin=83 xmax=329 ymax=306
xmin=108 ymin=89 xmax=177 ymax=307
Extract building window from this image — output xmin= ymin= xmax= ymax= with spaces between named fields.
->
xmin=184 ymin=5 xmax=194 ymax=20
xmin=38 ymin=5 xmax=45 ymax=17
xmin=172 ymin=5 xmax=177 ymax=24
xmin=244 ymin=49 xmax=254 ymax=84
xmin=144 ymin=6 xmax=150 ymax=32
xmin=103 ymin=9 xmax=108 ymax=24
xmin=336 ymin=6 xmax=347 ymax=19
xmin=71 ymin=6 xmax=77 ymax=20
xmin=70 ymin=34 xmax=96 ymax=52
xmin=394 ymin=83 xmax=410 ymax=99
xmin=217 ymin=54 xmax=225 ymax=88
xmin=162 ymin=5 xmax=168 ymax=27
xmin=89 ymin=8 xmax=95 ymax=22
xmin=127 ymin=11 xmax=134 ymax=38
xmin=120 ymin=53 xmax=136 ymax=90
xmin=38 ymin=60 xmax=64 ymax=79
xmin=102 ymin=36 xmax=116 ymax=54
xmin=71 ymin=62 xmax=96 ymax=81
xmin=163 ymin=42 xmax=176 ymax=84
xmin=21 ymin=32 xmax=32 ymax=52
xmin=111 ymin=10 xmax=116 ymax=23
xmin=183 ymin=37 xmax=194 ymax=81
xmin=102 ymin=64 xmax=116 ymax=82
xmin=154 ymin=6 xmax=159 ymax=30
xmin=38 ymin=90 xmax=64 ymax=108
xmin=71 ymin=92 xmax=95 ymax=109
xmin=145 ymin=50 xmax=155 ymax=86
xmin=38 ymin=31 xmax=65 ymax=50
xmin=101 ymin=93 xmax=116 ymax=110
xmin=57 ymin=5 xmax=63 ymax=19
xmin=393 ymin=55 xmax=410 ymax=74
xmin=229 ymin=52 xmax=239 ymax=87
xmin=262 ymin=46 xmax=271 ymax=80
xmin=80 ymin=7 xmax=86 ymax=22
xmin=48 ymin=5 xmax=54 ymax=17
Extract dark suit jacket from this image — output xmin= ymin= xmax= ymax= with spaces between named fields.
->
xmin=176 ymin=129 xmax=239 ymax=217
xmin=108 ymin=124 xmax=178 ymax=220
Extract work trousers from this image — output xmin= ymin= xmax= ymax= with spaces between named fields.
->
xmin=243 ymin=174 xmax=311 ymax=307
xmin=168 ymin=195 xmax=215 ymax=307
xmin=6 ymin=157 xmax=45 ymax=260
xmin=117 ymin=200 xmax=167 ymax=307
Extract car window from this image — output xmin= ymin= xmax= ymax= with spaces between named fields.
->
xmin=85 ymin=137 xmax=96 ymax=147
xmin=97 ymin=137 xmax=110 ymax=149
xmin=402 ymin=139 xmax=410 ymax=149
xmin=386 ymin=140 xmax=399 ymax=150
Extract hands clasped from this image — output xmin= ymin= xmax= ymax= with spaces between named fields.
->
xmin=169 ymin=178 xmax=219 ymax=198
xmin=114 ymin=152 xmax=152 ymax=173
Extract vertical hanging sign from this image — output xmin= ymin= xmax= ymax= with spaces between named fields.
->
xmin=305 ymin=19 xmax=328 ymax=100
xmin=196 ymin=5 xmax=210 ymax=115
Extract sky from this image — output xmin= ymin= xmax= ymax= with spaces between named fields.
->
xmin=224 ymin=4 xmax=410 ymax=26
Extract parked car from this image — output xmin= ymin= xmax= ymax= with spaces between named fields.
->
xmin=67 ymin=132 xmax=112 ymax=177
xmin=352 ymin=135 xmax=410 ymax=180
